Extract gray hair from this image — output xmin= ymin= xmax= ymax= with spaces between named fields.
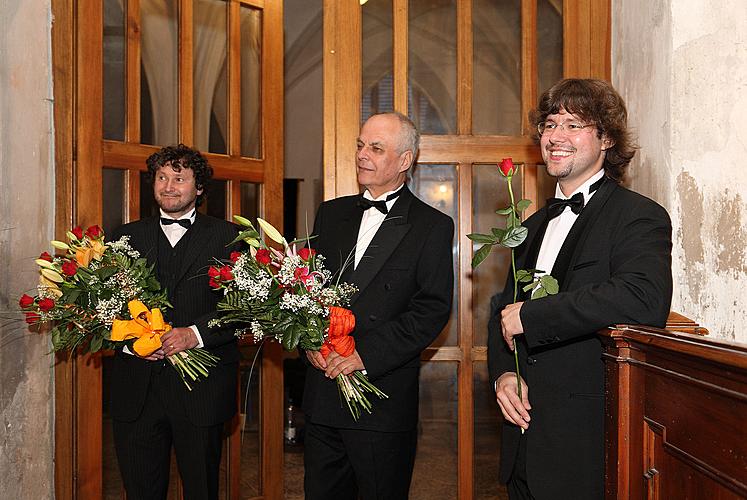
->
xmin=370 ymin=111 xmax=420 ymax=165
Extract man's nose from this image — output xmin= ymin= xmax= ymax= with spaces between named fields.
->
xmin=547 ymin=125 xmax=569 ymax=141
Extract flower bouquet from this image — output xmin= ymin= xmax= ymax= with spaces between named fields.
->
xmin=19 ymin=225 xmax=218 ymax=389
xmin=208 ymin=215 xmax=387 ymax=420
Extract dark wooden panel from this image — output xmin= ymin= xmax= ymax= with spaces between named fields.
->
xmin=602 ymin=314 xmax=747 ymax=499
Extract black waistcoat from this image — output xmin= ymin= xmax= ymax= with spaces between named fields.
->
xmin=156 ymin=227 xmax=193 ymax=325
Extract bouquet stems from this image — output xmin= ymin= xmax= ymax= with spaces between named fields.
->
xmin=335 ymin=370 xmax=388 ymax=420
xmin=167 ymin=348 xmax=220 ymax=391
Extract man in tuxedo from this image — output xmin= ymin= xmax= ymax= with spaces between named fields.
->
xmin=488 ymin=79 xmax=673 ymax=499
xmin=302 ymin=112 xmax=454 ymax=500
xmin=110 ymin=144 xmax=240 ymax=500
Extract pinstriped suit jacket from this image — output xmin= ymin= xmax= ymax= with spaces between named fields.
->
xmin=110 ymin=213 xmax=241 ymax=426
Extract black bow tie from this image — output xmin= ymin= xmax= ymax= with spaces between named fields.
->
xmin=546 ymin=176 xmax=605 ymax=220
xmin=546 ymin=192 xmax=585 ymax=220
xmin=356 ymin=187 xmax=404 ymax=215
xmin=160 ymin=217 xmax=192 ymax=229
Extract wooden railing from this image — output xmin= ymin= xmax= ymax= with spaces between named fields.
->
xmin=600 ymin=313 xmax=747 ymax=499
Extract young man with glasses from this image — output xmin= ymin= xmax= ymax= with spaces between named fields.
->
xmin=488 ymin=79 xmax=673 ymax=499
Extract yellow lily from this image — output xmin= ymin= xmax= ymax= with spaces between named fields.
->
xmin=110 ymin=300 xmax=172 ymax=357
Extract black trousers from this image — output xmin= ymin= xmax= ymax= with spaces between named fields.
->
xmin=304 ymin=421 xmax=418 ymax=500
xmin=507 ymin=434 xmax=535 ymax=500
xmin=112 ymin=373 xmax=224 ymax=500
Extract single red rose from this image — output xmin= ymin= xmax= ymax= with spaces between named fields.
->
xmin=209 ymin=277 xmax=221 ymax=289
xmin=230 ymin=251 xmax=242 ymax=263
xmin=38 ymin=298 xmax=55 ymax=312
xmin=39 ymin=251 xmax=53 ymax=262
xmin=207 ymin=266 xmax=221 ymax=279
xmin=71 ymin=226 xmax=83 ymax=239
xmin=219 ymin=265 xmax=234 ymax=281
xmin=298 ymin=247 xmax=316 ymax=261
xmin=499 ymin=158 xmax=515 ymax=177
xmin=61 ymin=260 xmax=78 ymax=276
xmin=85 ymin=225 xmax=103 ymax=239
xmin=255 ymin=249 xmax=271 ymax=265
xmin=19 ymin=294 xmax=34 ymax=309
xmin=25 ymin=312 xmax=40 ymax=325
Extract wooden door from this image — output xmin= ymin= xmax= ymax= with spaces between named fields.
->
xmin=323 ymin=0 xmax=610 ymax=498
xmin=51 ymin=0 xmax=284 ymax=498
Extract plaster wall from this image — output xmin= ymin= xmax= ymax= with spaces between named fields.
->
xmin=614 ymin=0 xmax=747 ymax=341
xmin=0 ymin=0 xmax=56 ymax=497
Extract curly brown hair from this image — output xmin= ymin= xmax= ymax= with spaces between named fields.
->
xmin=145 ymin=144 xmax=213 ymax=207
xmin=530 ymin=79 xmax=637 ymax=183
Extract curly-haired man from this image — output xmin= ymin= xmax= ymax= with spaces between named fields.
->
xmin=489 ymin=79 xmax=673 ymax=499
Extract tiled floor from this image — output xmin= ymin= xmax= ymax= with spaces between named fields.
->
xmin=103 ymin=418 xmax=509 ymax=499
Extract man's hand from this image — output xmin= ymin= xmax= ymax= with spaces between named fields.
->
xmin=160 ymin=327 xmax=199 ymax=356
xmin=501 ymin=301 xmax=525 ymax=350
xmin=495 ymin=371 xmax=531 ymax=430
xmin=306 ymin=350 xmax=328 ymax=371
xmin=324 ymin=350 xmax=365 ymax=379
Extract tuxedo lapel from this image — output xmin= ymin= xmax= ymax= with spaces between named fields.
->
xmin=551 ymin=177 xmax=616 ymax=289
xmin=139 ymin=216 xmax=161 ymax=268
xmin=175 ymin=213 xmax=207 ymax=286
xmin=518 ymin=210 xmax=550 ymax=301
xmin=338 ymin=203 xmax=363 ymax=282
xmin=350 ymin=188 xmax=413 ymax=303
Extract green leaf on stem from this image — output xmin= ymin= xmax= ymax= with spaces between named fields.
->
xmin=495 ymin=207 xmax=513 ymax=216
xmin=501 ymin=226 xmax=528 ymax=248
xmin=516 ymin=269 xmax=534 ymax=283
xmin=491 ymin=227 xmax=507 ymax=239
xmin=282 ymin=324 xmax=302 ymax=351
xmin=471 ymin=244 xmax=493 ymax=269
xmin=516 ymin=199 xmax=532 ymax=212
xmin=540 ymin=275 xmax=559 ymax=294
xmin=467 ymin=233 xmax=497 ymax=244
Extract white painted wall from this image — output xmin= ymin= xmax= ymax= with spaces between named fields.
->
xmin=0 ymin=0 xmax=55 ymax=497
xmin=614 ymin=0 xmax=747 ymax=341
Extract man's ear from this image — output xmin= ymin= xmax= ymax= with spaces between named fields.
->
xmin=601 ymin=135 xmax=615 ymax=151
xmin=399 ymin=150 xmax=413 ymax=173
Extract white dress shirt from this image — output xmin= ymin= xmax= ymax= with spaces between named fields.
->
xmin=354 ymin=185 xmax=404 ymax=269
xmin=533 ymin=169 xmax=605 ymax=287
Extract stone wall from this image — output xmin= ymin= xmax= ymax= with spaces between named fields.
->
xmin=614 ymin=0 xmax=747 ymax=341
xmin=0 ymin=0 xmax=55 ymax=497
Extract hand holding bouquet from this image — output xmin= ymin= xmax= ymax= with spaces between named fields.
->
xmin=208 ymin=216 xmax=387 ymax=419
xmin=19 ymin=225 xmax=217 ymax=389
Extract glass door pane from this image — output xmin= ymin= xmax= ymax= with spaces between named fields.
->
xmin=537 ymin=0 xmax=563 ymax=95
xmin=194 ymin=0 xmax=229 ymax=154
xmin=241 ymin=5 xmax=263 ymax=158
xmin=408 ymin=0 xmax=457 ymax=134
xmin=140 ymin=0 xmax=179 ymax=146
xmin=361 ymin=0 xmax=394 ymax=121
xmin=103 ymin=0 xmax=126 ymax=141
xmin=472 ymin=0 xmax=522 ymax=135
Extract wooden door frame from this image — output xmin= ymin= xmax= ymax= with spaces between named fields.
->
xmin=51 ymin=0 xmax=284 ymax=498
xmin=322 ymin=1 xmax=610 ymax=498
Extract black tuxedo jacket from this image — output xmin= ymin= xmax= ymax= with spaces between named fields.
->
xmin=110 ymin=213 xmax=241 ymax=427
xmin=303 ymin=186 xmax=454 ymax=432
xmin=487 ymin=178 xmax=673 ymax=499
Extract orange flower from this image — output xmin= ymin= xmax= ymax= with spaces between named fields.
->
xmin=320 ymin=307 xmax=356 ymax=358
xmin=76 ymin=247 xmax=93 ymax=267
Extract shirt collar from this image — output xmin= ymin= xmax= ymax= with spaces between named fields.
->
xmin=554 ymin=169 xmax=605 ymax=203
xmin=159 ymin=208 xmax=196 ymax=224
xmin=363 ymin=183 xmax=405 ymax=202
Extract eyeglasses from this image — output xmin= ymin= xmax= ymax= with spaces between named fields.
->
xmin=537 ymin=121 xmax=596 ymax=136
